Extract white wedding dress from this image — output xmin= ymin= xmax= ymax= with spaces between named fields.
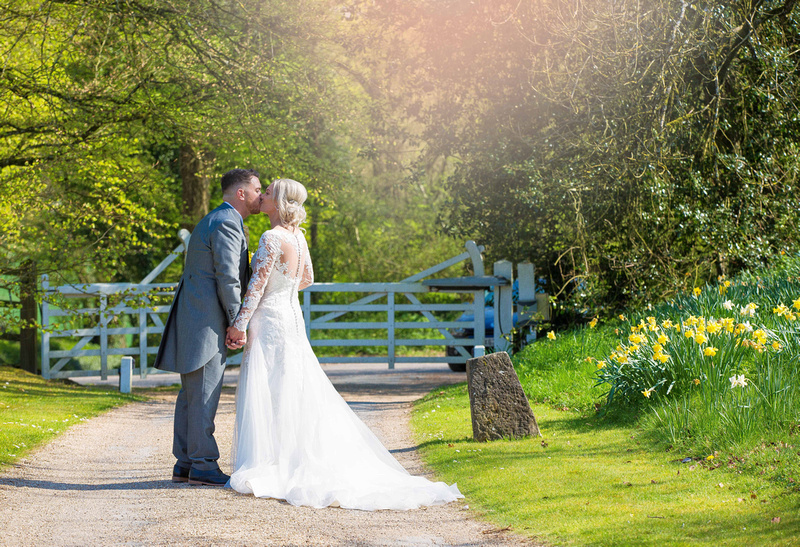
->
xmin=227 ymin=228 xmax=462 ymax=510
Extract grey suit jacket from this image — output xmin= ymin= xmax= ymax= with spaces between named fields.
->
xmin=154 ymin=203 xmax=251 ymax=374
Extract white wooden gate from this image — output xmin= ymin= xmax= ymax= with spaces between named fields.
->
xmin=40 ymin=230 xmax=191 ymax=380
xmin=40 ymin=233 xmax=536 ymax=379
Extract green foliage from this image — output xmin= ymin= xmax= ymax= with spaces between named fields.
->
xmin=0 ymin=0 xmax=349 ymax=313
xmin=353 ymin=0 xmax=800 ymax=310
xmin=587 ymin=255 xmax=800 ymax=459
xmin=412 ymin=387 xmax=800 ymax=546
xmin=511 ymin=325 xmax=617 ymax=412
xmin=0 ymin=365 xmax=139 ymax=468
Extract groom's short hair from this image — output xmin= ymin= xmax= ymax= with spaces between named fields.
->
xmin=221 ymin=169 xmax=260 ymax=193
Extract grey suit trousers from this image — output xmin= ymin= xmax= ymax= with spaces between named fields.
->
xmin=172 ymin=354 xmax=226 ymax=471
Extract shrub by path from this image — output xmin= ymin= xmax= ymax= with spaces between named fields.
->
xmin=0 ymin=363 xmax=530 ymax=546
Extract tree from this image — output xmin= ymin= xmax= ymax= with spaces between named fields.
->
xmin=0 ymin=0 xmax=348 ymax=333
xmin=346 ymin=0 xmax=800 ymax=309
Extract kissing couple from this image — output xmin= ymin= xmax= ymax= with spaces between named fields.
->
xmin=154 ymin=169 xmax=462 ymax=510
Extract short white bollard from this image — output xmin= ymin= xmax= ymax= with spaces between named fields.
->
xmin=120 ymin=356 xmax=133 ymax=394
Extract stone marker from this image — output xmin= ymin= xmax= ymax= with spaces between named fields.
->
xmin=466 ymin=352 xmax=540 ymax=441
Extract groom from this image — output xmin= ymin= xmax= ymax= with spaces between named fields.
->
xmin=155 ymin=168 xmax=262 ymax=486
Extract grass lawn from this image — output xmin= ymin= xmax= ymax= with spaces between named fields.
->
xmin=412 ymin=384 xmax=800 ymax=546
xmin=0 ymin=365 xmax=141 ymax=469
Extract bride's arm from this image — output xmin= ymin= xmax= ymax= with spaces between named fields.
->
xmin=299 ymin=243 xmax=314 ymax=290
xmin=230 ymin=232 xmax=281 ymax=334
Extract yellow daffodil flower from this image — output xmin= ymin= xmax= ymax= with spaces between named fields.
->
xmin=773 ymin=304 xmax=790 ymax=316
xmin=657 ymin=333 xmax=669 ymax=344
xmin=589 ymin=317 xmax=598 ymax=328
xmin=703 ymin=347 xmax=718 ymax=357
xmin=721 ymin=317 xmax=735 ymax=332
xmin=547 ymin=331 xmax=556 ymax=340
xmin=694 ymin=333 xmax=708 ymax=345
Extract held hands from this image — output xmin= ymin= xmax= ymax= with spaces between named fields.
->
xmin=226 ymin=326 xmax=246 ymax=350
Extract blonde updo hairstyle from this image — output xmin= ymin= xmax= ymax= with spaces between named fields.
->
xmin=271 ymin=178 xmax=308 ymax=229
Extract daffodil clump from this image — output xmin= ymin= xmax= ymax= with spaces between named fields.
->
xmin=593 ymin=275 xmax=800 ymax=447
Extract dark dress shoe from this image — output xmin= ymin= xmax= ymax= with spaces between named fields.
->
xmin=172 ymin=463 xmax=191 ymax=483
xmin=188 ymin=467 xmax=230 ymax=486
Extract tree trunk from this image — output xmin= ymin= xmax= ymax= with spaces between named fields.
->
xmin=179 ymin=144 xmax=211 ymax=229
xmin=19 ymin=260 xmax=37 ymax=374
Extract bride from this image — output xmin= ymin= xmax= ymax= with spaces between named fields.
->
xmin=224 ymin=178 xmax=462 ymax=510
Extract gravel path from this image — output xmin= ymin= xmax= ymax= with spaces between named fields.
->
xmin=0 ymin=363 xmax=531 ymax=546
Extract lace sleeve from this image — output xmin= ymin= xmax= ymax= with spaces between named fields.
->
xmin=232 ymin=232 xmax=282 ymax=331
xmin=299 ymin=240 xmax=314 ymax=290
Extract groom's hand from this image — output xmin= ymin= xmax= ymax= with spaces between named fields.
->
xmin=226 ymin=326 xmax=246 ymax=349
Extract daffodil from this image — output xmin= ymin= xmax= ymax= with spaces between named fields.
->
xmin=596 ymin=360 xmax=606 ymax=369
xmin=661 ymin=319 xmax=674 ymax=329
xmin=703 ymin=347 xmax=718 ymax=357
xmin=547 ymin=331 xmax=556 ymax=340
xmin=694 ymin=333 xmax=708 ymax=345
xmin=589 ymin=317 xmax=598 ymax=328
xmin=729 ymin=374 xmax=748 ymax=388
xmin=628 ymin=333 xmax=643 ymax=344
xmin=654 ymin=352 xmax=669 ymax=364
xmin=706 ymin=322 xmax=721 ymax=335
xmin=693 ymin=378 xmax=701 ymax=385
xmin=772 ymin=341 xmax=782 ymax=351
xmin=740 ymin=303 xmax=758 ymax=317
xmin=693 ymin=287 xmax=702 ymax=297
xmin=722 ymin=300 xmax=734 ymax=311
xmin=657 ymin=333 xmax=669 ymax=344
xmin=619 ymin=314 xmax=627 ymax=321
xmin=642 ymin=389 xmax=652 ymax=398
xmin=773 ymin=304 xmax=790 ymax=316
xmin=793 ymin=297 xmax=800 ymax=310
xmin=721 ymin=317 xmax=735 ymax=332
